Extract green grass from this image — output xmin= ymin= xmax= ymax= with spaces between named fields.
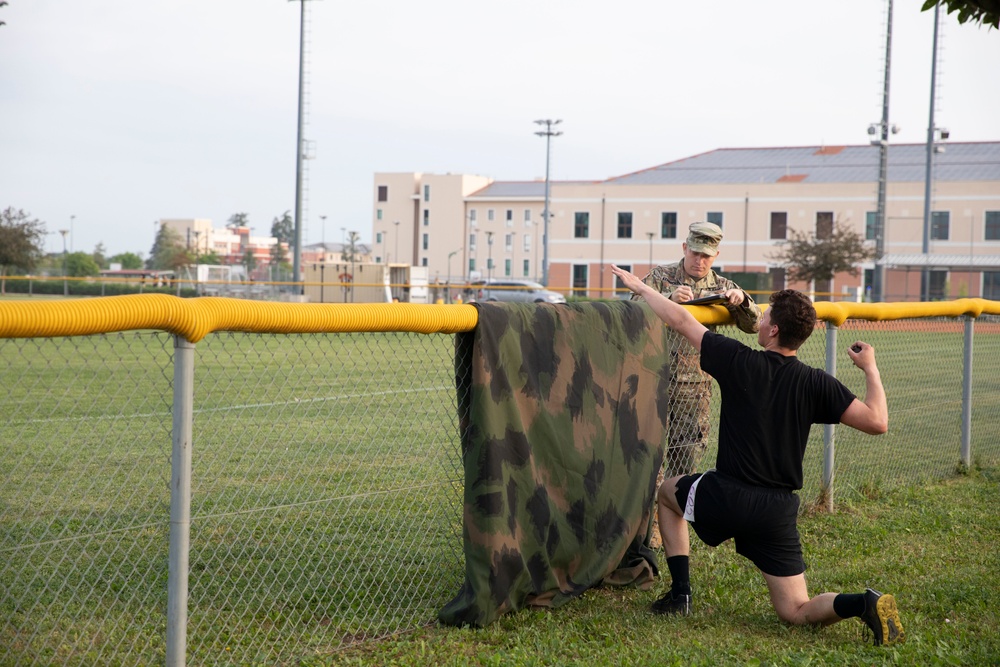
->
xmin=1 ymin=325 xmax=999 ymax=665
xmin=318 ymin=469 xmax=1000 ymax=666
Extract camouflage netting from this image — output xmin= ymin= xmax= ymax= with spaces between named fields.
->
xmin=440 ymin=301 xmax=671 ymax=627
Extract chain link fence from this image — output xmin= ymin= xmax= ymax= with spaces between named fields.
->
xmin=2 ymin=300 xmax=999 ymax=665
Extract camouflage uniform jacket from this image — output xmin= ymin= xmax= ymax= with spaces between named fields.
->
xmin=631 ymin=259 xmax=762 ymax=383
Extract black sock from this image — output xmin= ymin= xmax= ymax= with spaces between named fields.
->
xmin=666 ymin=555 xmax=690 ymax=595
xmin=833 ymin=593 xmax=866 ymax=619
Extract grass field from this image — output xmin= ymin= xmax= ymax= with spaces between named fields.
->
xmin=1 ymin=322 xmax=999 ymax=665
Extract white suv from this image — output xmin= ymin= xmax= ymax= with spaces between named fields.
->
xmin=471 ymin=280 xmax=566 ymax=304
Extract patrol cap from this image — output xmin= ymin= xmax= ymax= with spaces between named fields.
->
xmin=686 ymin=222 xmax=723 ymax=257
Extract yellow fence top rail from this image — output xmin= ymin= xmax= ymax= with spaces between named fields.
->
xmin=1 ymin=294 xmax=999 ymax=341
xmin=0 ymin=294 xmax=479 ymax=342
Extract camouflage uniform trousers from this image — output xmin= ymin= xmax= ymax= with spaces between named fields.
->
xmin=648 ymin=379 xmax=712 ymax=549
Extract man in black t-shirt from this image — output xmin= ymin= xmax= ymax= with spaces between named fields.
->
xmin=611 ymin=264 xmax=905 ymax=647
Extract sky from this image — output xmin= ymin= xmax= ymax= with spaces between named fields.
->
xmin=1 ymin=1 xmax=998 ymax=259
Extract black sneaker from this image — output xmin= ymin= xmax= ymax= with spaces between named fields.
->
xmin=651 ymin=590 xmax=691 ymax=616
xmin=859 ymin=587 xmax=905 ymax=646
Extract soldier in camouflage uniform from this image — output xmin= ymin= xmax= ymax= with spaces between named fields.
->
xmin=631 ymin=222 xmax=762 ymax=478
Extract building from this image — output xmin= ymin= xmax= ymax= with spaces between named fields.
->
xmin=372 ymin=141 xmax=1000 ymax=301
xmin=159 ymin=218 xmax=287 ymax=280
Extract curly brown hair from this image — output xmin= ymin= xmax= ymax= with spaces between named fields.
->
xmin=768 ymin=289 xmax=816 ymax=350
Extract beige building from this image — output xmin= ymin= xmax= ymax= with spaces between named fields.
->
xmin=373 ymin=142 xmax=1000 ymax=301
xmin=159 ymin=218 xmax=287 ymax=279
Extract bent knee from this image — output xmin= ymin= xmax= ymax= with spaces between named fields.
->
xmin=656 ymin=477 xmax=683 ymax=512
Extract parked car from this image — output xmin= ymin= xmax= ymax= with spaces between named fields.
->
xmin=470 ymin=279 xmax=566 ymax=304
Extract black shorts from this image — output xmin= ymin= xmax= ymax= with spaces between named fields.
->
xmin=674 ymin=471 xmax=805 ymax=577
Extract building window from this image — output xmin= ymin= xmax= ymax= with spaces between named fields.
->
xmin=614 ymin=264 xmax=632 ymax=298
xmin=423 ymin=209 xmax=429 ymax=226
xmin=524 ymin=209 xmax=531 ymax=223
xmin=617 ymin=212 xmax=633 ymax=239
xmin=985 ymin=271 xmax=1000 ymax=299
xmin=505 ymin=209 xmax=513 ymax=227
xmin=573 ymin=265 xmax=588 ymax=294
xmin=469 ymin=258 xmax=476 ymax=272
xmin=523 ymin=259 xmax=530 ymax=277
xmin=423 ymin=184 xmax=430 ymax=202
xmin=505 ymin=234 xmax=513 ymax=251
xmin=816 ymin=211 xmax=834 ymax=240
xmin=469 ymin=209 xmax=477 ymax=225
xmin=523 ymin=235 xmax=531 ymax=252
xmin=377 ymin=185 xmax=388 ymax=202
xmin=487 ymin=209 xmax=495 ymax=222
xmin=376 ymin=232 xmax=383 ymax=244
xmin=377 ymin=209 xmax=383 ymax=221
xmin=770 ymin=212 xmax=787 ymax=240
xmin=769 ymin=267 xmax=786 ymax=291
xmin=422 ymin=233 xmax=429 ymax=251
xmin=421 ymin=257 xmax=428 ymax=267
xmin=574 ymin=212 xmax=589 ymax=238
xmin=865 ymin=211 xmax=877 ymax=240
xmin=929 ymin=270 xmax=948 ymax=300
xmin=986 ymin=211 xmax=1000 ymax=240
xmin=504 ymin=259 xmax=511 ymax=276
xmin=931 ymin=211 xmax=950 ymax=240
xmin=661 ymin=212 xmax=677 ymax=238
xmin=469 ymin=233 xmax=477 ymax=252
xmin=707 ymin=212 xmax=723 ymax=228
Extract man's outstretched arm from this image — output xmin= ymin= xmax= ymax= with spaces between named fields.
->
xmin=612 ymin=264 xmax=708 ymax=351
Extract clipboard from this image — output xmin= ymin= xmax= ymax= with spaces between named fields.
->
xmin=686 ymin=293 xmax=728 ymax=305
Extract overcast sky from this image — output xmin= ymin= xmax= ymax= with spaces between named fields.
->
xmin=1 ymin=0 xmax=997 ymax=258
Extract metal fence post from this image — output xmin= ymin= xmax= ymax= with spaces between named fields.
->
xmin=167 ymin=336 xmax=195 ymax=667
xmin=822 ymin=324 xmax=838 ymax=512
xmin=961 ymin=316 xmax=974 ymax=469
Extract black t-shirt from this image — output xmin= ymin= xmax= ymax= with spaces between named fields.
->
xmin=700 ymin=331 xmax=856 ymax=490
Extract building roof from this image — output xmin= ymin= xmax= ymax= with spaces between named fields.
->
xmin=605 ymin=142 xmax=1000 ymax=186
xmin=879 ymin=254 xmax=1000 ymax=270
xmin=467 ymin=180 xmax=596 ymax=199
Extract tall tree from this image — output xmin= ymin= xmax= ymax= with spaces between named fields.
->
xmin=924 ymin=0 xmax=999 ymax=28
xmin=92 ymin=242 xmax=108 ymax=269
xmin=242 ymin=248 xmax=258 ymax=274
xmin=66 ymin=252 xmax=101 ymax=277
xmin=109 ymin=252 xmax=144 ymax=270
xmin=270 ymin=211 xmax=294 ymax=244
xmin=227 ymin=212 xmax=249 ymax=231
xmin=768 ymin=222 xmax=877 ymax=300
xmin=0 ymin=207 xmax=46 ymax=279
xmin=147 ymin=224 xmax=192 ymax=271
xmin=269 ymin=241 xmax=289 ymax=269
xmin=341 ymin=231 xmax=361 ymax=264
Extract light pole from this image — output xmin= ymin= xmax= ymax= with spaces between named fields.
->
xmin=921 ymin=2 xmax=942 ymax=303
xmin=486 ymin=231 xmax=495 ymax=281
xmin=534 ymin=119 xmax=562 ymax=287
xmin=319 ymin=215 xmax=327 ymax=250
xmin=379 ymin=230 xmax=387 ymax=263
xmin=646 ymin=232 xmax=655 ymax=272
xmin=59 ymin=229 xmax=69 ymax=296
xmin=70 ymin=214 xmax=75 ymax=253
xmin=394 ymin=221 xmax=400 ymax=265
xmin=447 ymin=247 xmax=462 ymax=302
xmin=869 ymin=0 xmax=894 ymax=303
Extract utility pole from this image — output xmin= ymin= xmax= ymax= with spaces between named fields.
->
xmin=290 ymin=0 xmax=318 ymax=295
xmin=921 ymin=2 xmax=942 ymax=302
xmin=534 ymin=119 xmax=562 ymax=287
xmin=870 ymin=0 xmax=894 ymax=303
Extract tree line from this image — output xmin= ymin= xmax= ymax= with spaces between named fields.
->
xmin=0 ymin=208 xmax=296 ymax=279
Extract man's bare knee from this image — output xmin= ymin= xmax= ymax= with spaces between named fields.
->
xmin=657 ymin=476 xmax=684 ymax=515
